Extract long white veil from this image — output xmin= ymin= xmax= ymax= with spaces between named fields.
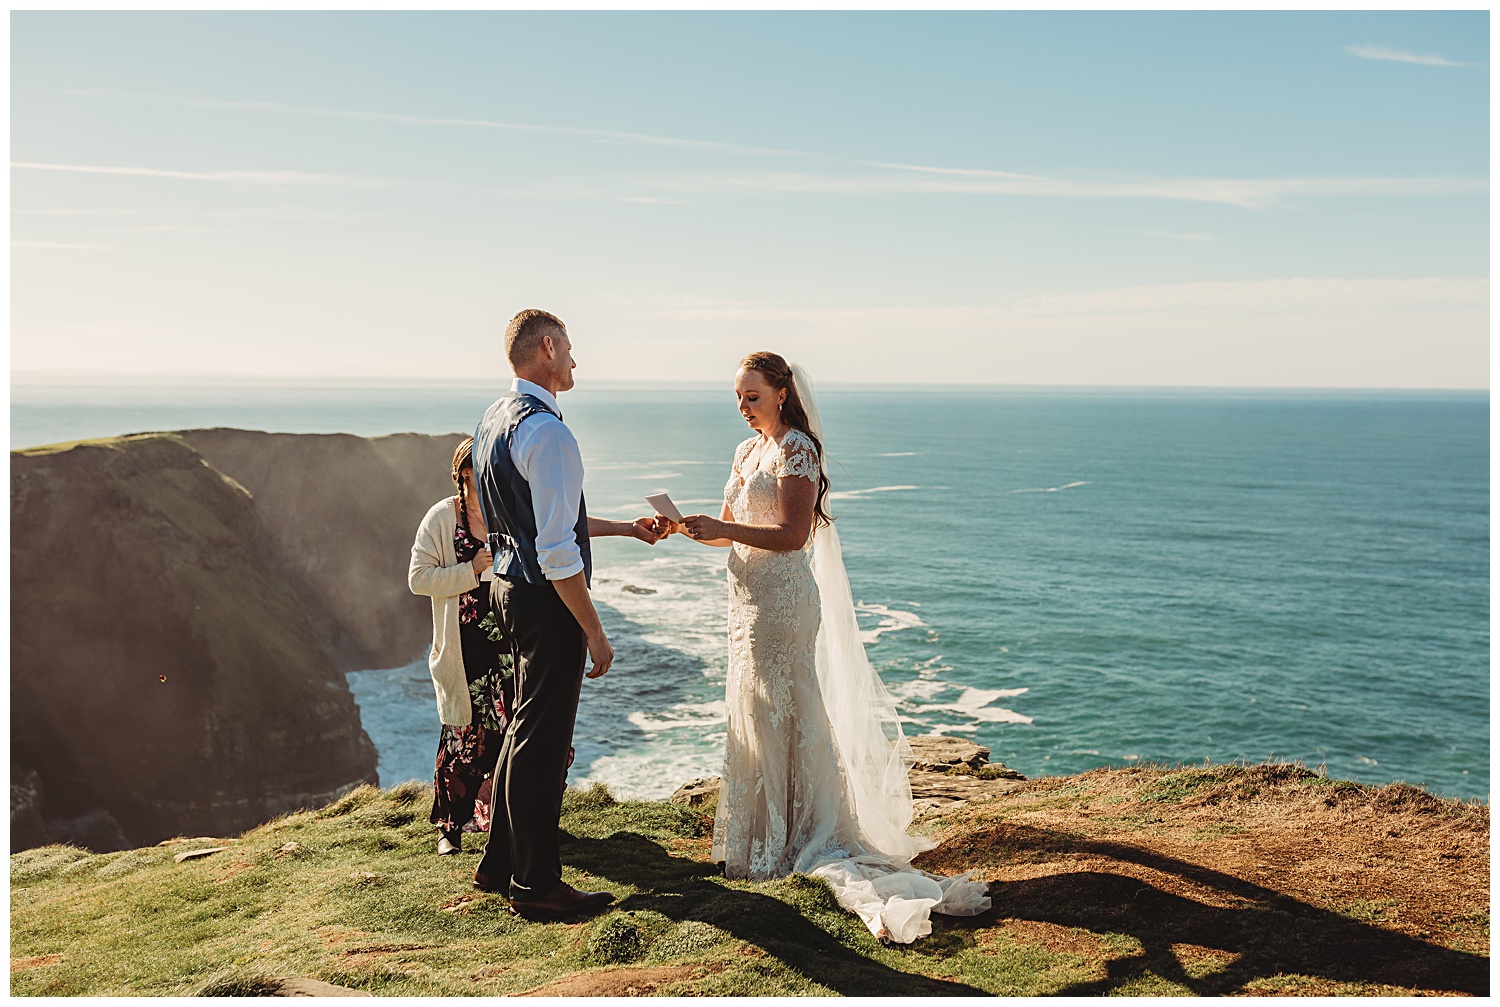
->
xmin=790 ymin=363 xmax=929 ymax=862
xmin=790 ymin=363 xmax=991 ymax=943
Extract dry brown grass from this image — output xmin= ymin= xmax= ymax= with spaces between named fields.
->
xmin=913 ymin=761 xmax=1488 ymax=995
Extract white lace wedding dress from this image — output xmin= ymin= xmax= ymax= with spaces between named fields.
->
xmin=709 ymin=423 xmax=991 ymax=944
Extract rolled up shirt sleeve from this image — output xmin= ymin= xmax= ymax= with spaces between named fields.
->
xmin=512 ymin=414 xmax=587 ymax=581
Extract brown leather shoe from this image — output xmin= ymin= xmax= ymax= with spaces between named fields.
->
xmin=509 ymin=882 xmax=615 ymax=922
xmin=472 ymin=870 xmax=508 ymax=894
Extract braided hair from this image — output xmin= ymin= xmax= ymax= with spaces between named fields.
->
xmin=451 ymin=437 xmax=475 ymax=508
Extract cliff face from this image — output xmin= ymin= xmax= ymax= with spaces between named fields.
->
xmin=10 ymin=429 xmax=463 ymax=850
xmin=178 ymin=429 xmax=458 ymax=671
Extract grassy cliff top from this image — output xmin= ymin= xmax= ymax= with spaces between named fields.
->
xmin=10 ymin=763 xmax=1488 ymax=997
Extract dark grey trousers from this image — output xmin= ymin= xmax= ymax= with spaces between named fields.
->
xmin=477 ymin=576 xmax=586 ymax=901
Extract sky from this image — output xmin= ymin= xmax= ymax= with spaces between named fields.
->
xmin=10 ymin=11 xmax=1491 ymax=387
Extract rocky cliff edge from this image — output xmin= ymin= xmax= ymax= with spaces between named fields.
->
xmin=11 ymin=428 xmax=466 ymax=850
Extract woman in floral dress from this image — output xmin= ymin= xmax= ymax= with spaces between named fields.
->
xmin=409 ymin=438 xmax=515 ymax=854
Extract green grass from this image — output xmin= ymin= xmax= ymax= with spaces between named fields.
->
xmin=11 ymin=773 xmax=1488 ymax=997
xmin=10 ymin=783 xmax=1006 ymax=996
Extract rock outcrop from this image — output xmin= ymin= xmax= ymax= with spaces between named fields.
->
xmin=9 ymin=428 xmax=464 ymax=850
xmin=668 ymin=736 xmax=1029 ymax=819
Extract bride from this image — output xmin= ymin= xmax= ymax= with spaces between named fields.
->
xmin=670 ymin=351 xmax=990 ymax=944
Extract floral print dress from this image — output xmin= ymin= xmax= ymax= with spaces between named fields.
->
xmin=429 ymin=499 xmax=515 ymax=836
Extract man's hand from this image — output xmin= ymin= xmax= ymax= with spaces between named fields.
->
xmin=585 ymin=630 xmax=615 ymax=679
xmin=553 ymin=570 xmax=613 ymax=680
xmin=630 ymin=516 xmax=663 ymax=545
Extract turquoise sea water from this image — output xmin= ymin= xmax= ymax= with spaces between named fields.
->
xmin=13 ymin=381 xmax=1489 ymax=801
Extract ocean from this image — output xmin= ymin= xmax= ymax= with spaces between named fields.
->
xmin=12 ymin=380 xmax=1489 ymax=801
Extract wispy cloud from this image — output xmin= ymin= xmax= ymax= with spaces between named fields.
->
xmin=863 ymin=160 xmax=1045 ymax=181
xmin=1139 ymin=230 xmax=1216 ymax=243
xmin=37 ymin=92 xmax=1488 ymax=212
xmin=71 ymin=89 xmax=810 ymax=160
xmin=10 ymin=208 xmax=146 ymax=216
xmin=11 ymin=161 xmax=378 ymax=188
xmin=12 ymin=240 xmax=112 ymax=250
xmin=642 ymin=166 xmax=1487 ymax=210
xmin=627 ymin=277 xmax=1487 ymax=324
xmin=122 ymin=223 xmax=213 ymax=234
xmin=1346 ymin=44 xmax=1466 ymax=67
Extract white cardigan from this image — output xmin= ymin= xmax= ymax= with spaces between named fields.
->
xmin=408 ymin=496 xmax=482 ymax=727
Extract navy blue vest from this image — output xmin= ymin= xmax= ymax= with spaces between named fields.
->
xmin=473 ymin=392 xmax=591 ymax=588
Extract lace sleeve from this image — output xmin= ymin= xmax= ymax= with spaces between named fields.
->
xmin=776 ymin=429 xmax=821 ymax=483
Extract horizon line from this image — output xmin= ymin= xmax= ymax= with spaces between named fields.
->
xmin=9 ymin=370 xmax=1490 ymax=394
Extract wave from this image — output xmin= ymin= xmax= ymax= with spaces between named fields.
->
xmin=577 ymin=748 xmax=727 ymax=801
xmin=585 ymin=459 xmax=708 ymax=471
xmin=908 ymin=686 xmax=1034 ymax=725
xmin=1010 ymin=481 xmax=1089 ymax=494
xmin=627 ymin=699 xmax=728 ymax=733
xmin=830 ymin=485 xmax=920 ymax=501
xmin=891 ymin=681 xmax=1034 ymax=735
xmin=854 ymin=602 xmax=926 ymax=644
xmin=913 ymin=654 xmax=955 ymax=680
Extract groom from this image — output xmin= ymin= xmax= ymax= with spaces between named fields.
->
xmin=470 ymin=308 xmax=663 ymax=921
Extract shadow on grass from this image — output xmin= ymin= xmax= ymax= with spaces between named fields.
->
xmin=561 ymin=830 xmax=985 ymax=996
xmin=972 ymin=824 xmax=1488 ymax=996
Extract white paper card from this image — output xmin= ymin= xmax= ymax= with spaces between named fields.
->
xmin=645 ymin=492 xmax=685 ymax=523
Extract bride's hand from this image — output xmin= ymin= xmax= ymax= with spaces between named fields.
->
xmin=681 ymin=514 xmax=727 ymax=541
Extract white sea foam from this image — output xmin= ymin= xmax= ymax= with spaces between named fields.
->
xmin=592 ymin=552 xmax=730 ymax=668
xmin=910 ymin=687 xmax=1035 ymax=726
xmin=888 ymin=678 xmax=950 ymax=702
xmin=898 ymin=684 xmax=1034 ymax=730
xmin=830 ymin=484 xmax=921 ymax=500
xmin=911 ymin=655 xmax=954 ymax=680
xmin=877 ymin=451 xmax=917 ymax=457
xmin=578 ymin=748 xmax=726 ymax=801
xmin=855 ymin=603 xmax=926 ymax=644
xmin=1010 ymin=481 xmax=1089 ymax=494
xmin=627 ymin=699 xmax=727 ymax=733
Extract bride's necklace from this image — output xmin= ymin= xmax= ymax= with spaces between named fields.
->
xmin=747 ymin=424 xmax=789 ymax=472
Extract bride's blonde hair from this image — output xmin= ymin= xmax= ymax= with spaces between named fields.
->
xmin=739 ymin=351 xmax=833 ymax=529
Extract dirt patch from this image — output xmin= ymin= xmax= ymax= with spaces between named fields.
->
xmin=338 ymin=943 xmax=430 ymax=957
xmin=314 ymin=927 xmax=371 ymax=947
xmin=514 ymin=966 xmax=704 ymax=996
xmin=994 ymin=919 xmax=1103 ymax=957
xmin=11 ymin=955 xmax=62 ymax=972
xmin=215 ymin=860 xmax=254 ymax=884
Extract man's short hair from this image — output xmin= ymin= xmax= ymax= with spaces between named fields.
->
xmin=505 ymin=309 xmax=566 ymax=368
